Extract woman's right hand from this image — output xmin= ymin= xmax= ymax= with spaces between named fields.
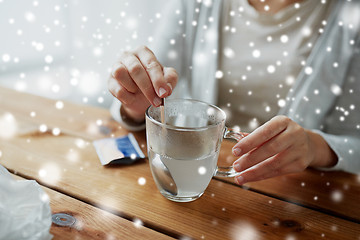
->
xmin=108 ymin=45 xmax=178 ymax=122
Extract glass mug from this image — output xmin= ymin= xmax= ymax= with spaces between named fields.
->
xmin=146 ymin=99 xmax=244 ymax=202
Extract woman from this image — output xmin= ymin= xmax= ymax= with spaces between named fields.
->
xmin=108 ymin=0 xmax=360 ymax=185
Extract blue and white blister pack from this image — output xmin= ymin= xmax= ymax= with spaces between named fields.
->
xmin=93 ymin=133 xmax=145 ymax=165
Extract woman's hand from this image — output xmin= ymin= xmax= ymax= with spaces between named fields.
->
xmin=232 ymin=115 xmax=338 ymax=185
xmin=108 ymin=45 xmax=178 ymax=122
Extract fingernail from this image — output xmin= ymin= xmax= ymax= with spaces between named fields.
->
xmin=158 ymin=87 xmax=167 ymax=97
xmin=167 ymin=83 xmax=173 ymax=91
xmin=235 ymin=175 xmax=245 ymax=185
xmin=233 ymin=162 xmax=241 ymax=172
xmin=153 ymin=97 xmax=162 ymax=106
xmin=233 ymin=147 xmax=241 ymax=156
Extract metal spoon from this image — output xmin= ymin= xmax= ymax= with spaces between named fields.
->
xmin=151 ymin=155 xmax=178 ymax=196
xmin=150 ymin=98 xmax=177 ymax=196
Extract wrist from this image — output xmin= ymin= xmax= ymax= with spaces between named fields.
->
xmin=120 ymin=105 xmax=145 ymax=126
xmin=306 ymin=130 xmax=338 ymax=168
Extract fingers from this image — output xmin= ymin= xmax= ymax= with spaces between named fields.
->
xmin=134 ymin=46 xmax=172 ymax=98
xmin=233 ymin=128 xmax=293 ymax=172
xmin=120 ymin=51 xmax=162 ymax=106
xmin=231 ymin=117 xmax=312 ymax=185
xmin=232 ymin=115 xmax=291 ymax=156
xmin=234 ymin=148 xmax=301 ymax=185
xmin=163 ymin=67 xmax=178 ymax=95
xmin=108 ymin=77 xmax=136 ymax=105
xmin=111 ymin=62 xmax=138 ymax=93
xmin=109 ymin=46 xmax=178 ymax=108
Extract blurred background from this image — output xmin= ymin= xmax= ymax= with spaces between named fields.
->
xmin=0 ymin=0 xmax=166 ymax=108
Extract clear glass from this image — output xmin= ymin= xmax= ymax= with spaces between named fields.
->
xmin=146 ymin=99 xmax=243 ymax=202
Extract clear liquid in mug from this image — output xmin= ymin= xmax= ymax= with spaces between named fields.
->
xmin=149 ymin=149 xmax=219 ymax=199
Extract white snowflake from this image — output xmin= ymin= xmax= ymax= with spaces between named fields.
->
xmin=330 ymin=190 xmax=343 ymax=202
xmin=331 ymin=84 xmax=342 ymax=95
xmin=267 ymin=65 xmax=276 ymax=74
xmin=167 ymin=50 xmax=178 ymax=59
xmin=44 ymin=55 xmax=53 ymax=64
xmin=286 ymin=76 xmax=295 ymax=85
xmin=97 ymin=97 xmax=104 ymax=103
xmin=39 ymin=124 xmax=47 ymax=133
xmin=2 ymin=54 xmax=10 ymax=62
xmin=278 ymin=99 xmax=286 ymax=108
xmin=40 ymin=193 xmax=50 ymax=203
xmin=133 ymin=218 xmax=143 ymax=228
xmin=285 ymin=234 xmax=296 ymax=240
xmin=0 ymin=113 xmax=18 ymax=139
xmin=198 ymin=166 xmax=207 ymax=175
xmin=304 ymin=66 xmax=313 ymax=75
xmin=252 ymin=49 xmax=261 ymax=58
xmin=38 ymin=162 xmax=61 ymax=185
xmin=249 ymin=118 xmax=259 ymax=130
xmin=302 ymin=27 xmax=312 ymax=37
xmin=231 ymin=221 xmax=259 ymax=240
xmin=224 ymin=47 xmax=235 ymax=58
xmin=52 ymin=127 xmax=61 ymax=136
xmin=68 ymin=149 xmax=80 ymax=163
xmin=280 ymin=35 xmax=289 ymax=43
xmin=138 ymin=177 xmax=146 ymax=185
xmin=51 ymin=84 xmax=60 ymax=93
xmin=25 ymin=12 xmax=36 ymax=22
xmin=55 ymin=101 xmax=64 ymax=109
xmin=14 ymin=81 xmax=27 ymax=91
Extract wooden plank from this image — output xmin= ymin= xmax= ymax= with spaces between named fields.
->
xmin=1 ymin=86 xmax=360 ymax=239
xmin=2 ymin=86 xmax=359 ymax=222
xmin=1 ymin=129 xmax=360 ymax=239
xmin=0 ymin=86 xmax=126 ymax=140
xmin=9 ymin=174 xmax=174 ymax=240
xmin=217 ymin=139 xmax=360 ymax=223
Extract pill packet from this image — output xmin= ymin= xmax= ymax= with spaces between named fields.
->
xmin=93 ymin=133 xmax=145 ymax=165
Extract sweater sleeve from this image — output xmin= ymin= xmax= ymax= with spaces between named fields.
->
xmin=311 ymin=130 xmax=360 ymax=174
xmin=110 ymin=100 xmax=146 ymax=132
xmin=150 ymin=0 xmax=185 ymax=71
xmin=312 ymin=27 xmax=360 ymax=174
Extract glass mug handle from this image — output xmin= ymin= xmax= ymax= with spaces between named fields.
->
xmin=215 ymin=127 xmax=246 ymax=178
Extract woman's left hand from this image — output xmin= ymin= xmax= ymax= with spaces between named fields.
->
xmin=232 ymin=115 xmax=337 ymax=185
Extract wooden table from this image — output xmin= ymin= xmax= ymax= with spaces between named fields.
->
xmin=1 ymin=86 xmax=359 ymax=240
